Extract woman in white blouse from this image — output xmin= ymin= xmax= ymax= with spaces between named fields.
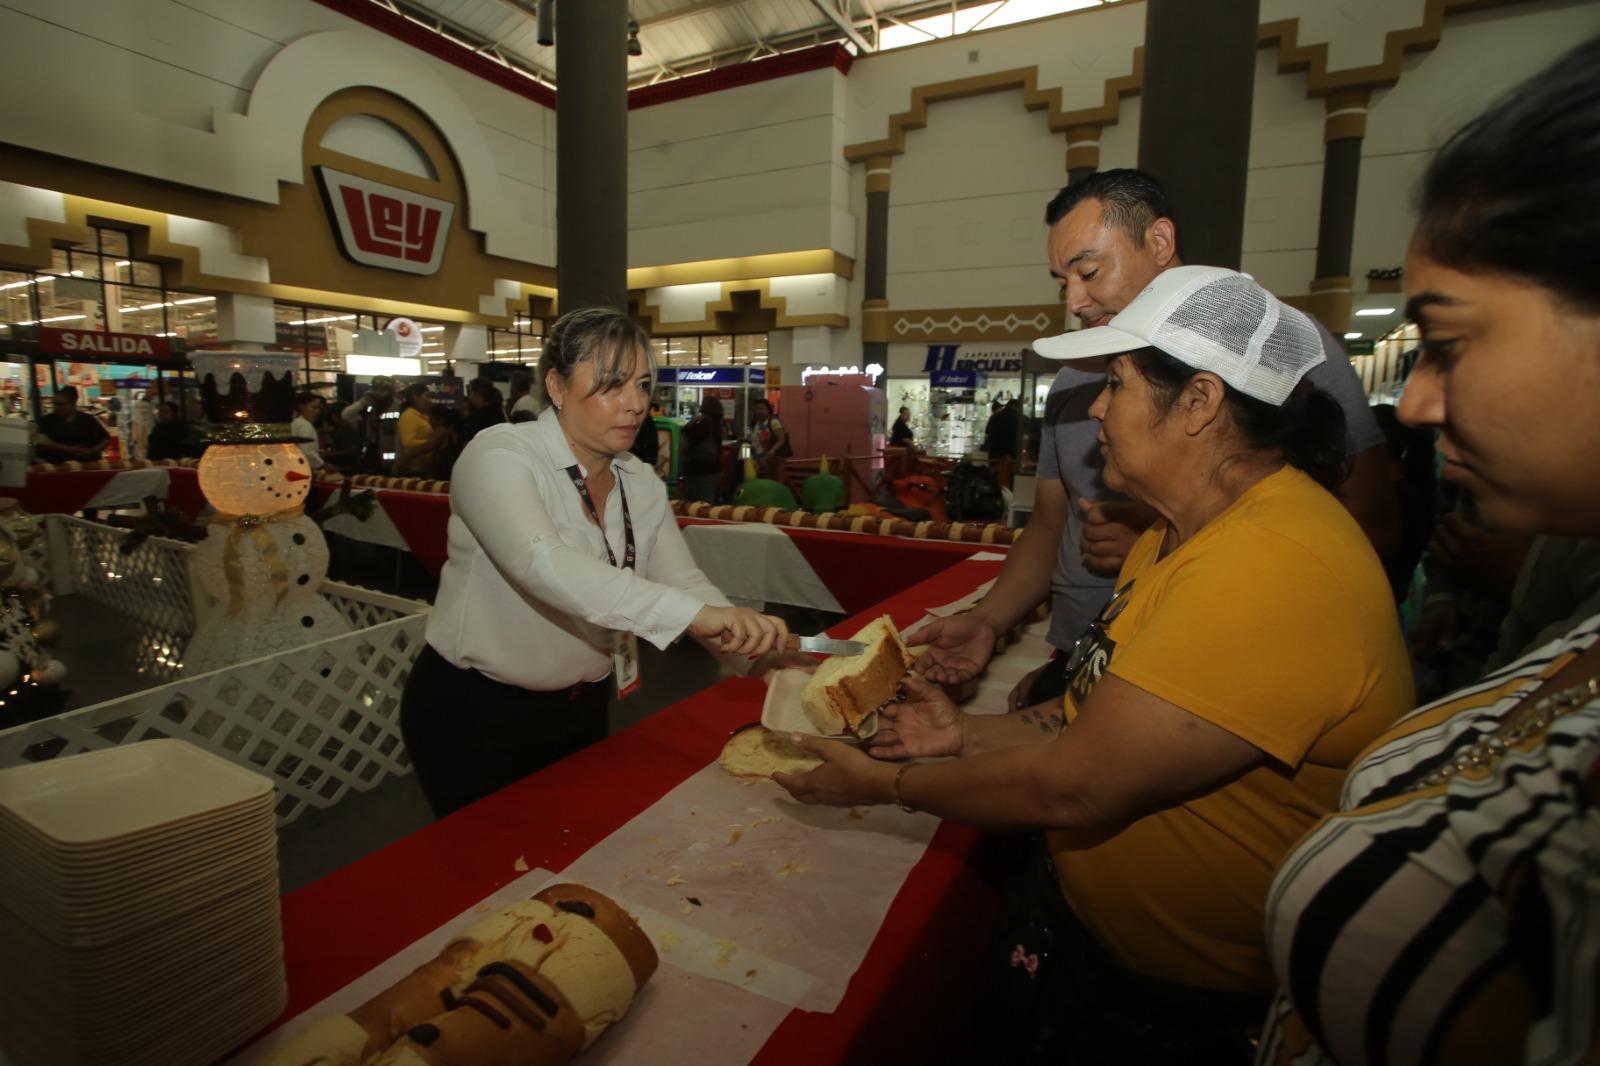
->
xmin=402 ymin=307 xmax=794 ymax=816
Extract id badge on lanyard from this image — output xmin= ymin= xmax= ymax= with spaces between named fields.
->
xmin=564 ymin=465 xmax=642 ymax=699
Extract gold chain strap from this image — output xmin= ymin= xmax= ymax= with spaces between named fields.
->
xmin=1412 ymin=675 xmax=1600 ymax=791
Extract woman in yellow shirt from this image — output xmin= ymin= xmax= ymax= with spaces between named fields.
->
xmin=395 ymin=382 xmax=446 ymax=475
xmin=775 ymin=267 xmax=1413 ymax=1063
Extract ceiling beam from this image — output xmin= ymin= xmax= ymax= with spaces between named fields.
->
xmin=639 ymin=0 xmax=752 ymax=29
xmin=808 ymin=0 xmax=874 ymax=52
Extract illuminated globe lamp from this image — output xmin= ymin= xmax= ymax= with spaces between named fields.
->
xmin=182 ymin=352 xmax=349 ymax=674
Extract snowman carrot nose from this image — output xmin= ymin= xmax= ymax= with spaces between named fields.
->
xmin=284 ymin=469 xmax=310 ymax=482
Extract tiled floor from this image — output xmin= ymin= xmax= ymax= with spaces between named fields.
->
xmin=31 ymin=536 xmax=841 ymax=895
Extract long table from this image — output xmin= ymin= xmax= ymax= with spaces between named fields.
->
xmin=252 ymin=557 xmax=1015 ymax=1063
xmin=4 ymin=467 xmax=996 ymax=617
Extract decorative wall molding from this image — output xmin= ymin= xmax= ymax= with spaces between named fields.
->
xmin=843 ymin=56 xmax=1145 ymax=164
xmin=888 ymin=304 xmax=1066 ymax=344
xmin=1258 ymin=0 xmax=1547 ymax=97
xmin=636 ymin=279 xmax=849 ymax=336
xmin=847 ymin=0 xmax=1550 ymax=169
xmin=0 ymin=86 xmax=557 ymax=325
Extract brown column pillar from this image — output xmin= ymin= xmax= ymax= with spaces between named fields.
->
xmin=1136 ymin=0 xmax=1260 ymax=269
xmin=556 ymin=0 xmax=629 ymax=312
xmin=861 ymin=155 xmax=892 ymax=366
xmin=1307 ymin=88 xmax=1371 ymax=336
xmin=1065 ymin=123 xmax=1102 ymax=184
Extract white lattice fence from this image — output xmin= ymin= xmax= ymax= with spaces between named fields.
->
xmin=48 ymin=517 xmax=196 ymax=680
xmin=2 ymin=517 xmax=430 ymax=826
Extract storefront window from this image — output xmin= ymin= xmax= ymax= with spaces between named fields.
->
xmin=733 ymin=334 xmax=767 ymax=365
xmin=487 ymin=311 xmax=543 ymax=365
xmin=663 ymin=338 xmax=699 ymax=366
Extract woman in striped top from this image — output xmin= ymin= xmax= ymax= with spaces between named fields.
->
xmin=1260 ymin=35 xmax=1600 ymax=1066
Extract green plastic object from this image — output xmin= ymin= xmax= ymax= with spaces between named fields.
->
xmin=733 ymin=478 xmax=798 ymax=509
xmin=800 ymin=472 xmax=846 ymax=513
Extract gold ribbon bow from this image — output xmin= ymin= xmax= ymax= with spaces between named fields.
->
xmin=208 ymin=510 xmax=298 ymax=617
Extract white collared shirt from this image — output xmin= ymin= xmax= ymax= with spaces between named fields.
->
xmin=426 ymin=406 xmax=731 ymax=690
xmin=291 ymin=415 xmax=324 ymax=471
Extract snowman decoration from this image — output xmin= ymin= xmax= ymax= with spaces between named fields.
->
xmin=182 ymin=353 xmax=349 ymax=675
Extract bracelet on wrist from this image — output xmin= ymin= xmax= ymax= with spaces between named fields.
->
xmin=891 ymin=763 xmax=917 ymax=813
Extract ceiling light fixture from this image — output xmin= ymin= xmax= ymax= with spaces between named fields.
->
xmin=537 ymin=0 xmax=554 ymax=47
xmin=1355 ymin=307 xmax=1395 ymax=317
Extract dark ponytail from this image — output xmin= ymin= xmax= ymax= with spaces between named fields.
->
xmin=1229 ymin=382 xmax=1346 ymax=488
xmin=1129 ymin=347 xmax=1347 ymax=488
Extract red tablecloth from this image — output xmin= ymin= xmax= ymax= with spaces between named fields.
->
xmin=1 ymin=469 xmax=123 ymax=514
xmin=7 ymin=466 xmax=999 ymax=624
xmin=267 ymin=557 xmax=1012 ymax=1063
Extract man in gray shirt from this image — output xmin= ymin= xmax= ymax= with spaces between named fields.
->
xmin=909 ymin=169 xmax=1399 ymax=707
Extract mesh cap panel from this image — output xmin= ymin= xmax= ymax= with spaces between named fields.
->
xmin=1148 ymin=274 xmax=1324 ymax=404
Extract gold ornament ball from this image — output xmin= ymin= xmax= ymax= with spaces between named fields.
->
xmin=31 ymin=620 xmax=60 ymax=646
xmin=198 ymin=444 xmax=311 ymax=516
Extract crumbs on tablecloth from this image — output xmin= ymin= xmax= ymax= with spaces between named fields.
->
xmin=513 ymin=856 xmax=529 ymax=872
xmin=849 ymin=808 xmax=867 ymax=820
xmin=656 ymin=929 xmax=684 ymax=954
xmin=665 ymin=875 xmax=686 ymax=887
xmin=727 ymin=829 xmax=743 ymax=846
xmin=686 ymin=896 xmax=702 ymax=907
xmin=775 ymin=861 xmax=809 ymax=879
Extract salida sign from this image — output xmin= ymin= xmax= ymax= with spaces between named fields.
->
xmin=922 ymin=344 xmax=1024 ymax=374
xmin=39 ymin=328 xmax=174 ymax=363
xmin=315 ymin=167 xmax=454 ymax=276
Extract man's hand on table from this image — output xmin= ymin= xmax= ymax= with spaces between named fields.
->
xmin=903 ymin=614 xmax=998 ymax=685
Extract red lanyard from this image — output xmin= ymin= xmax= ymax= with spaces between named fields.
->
xmin=563 ymin=466 xmax=636 ymax=571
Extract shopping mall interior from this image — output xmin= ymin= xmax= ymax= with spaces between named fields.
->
xmin=0 ymin=1 xmax=1596 ymax=1063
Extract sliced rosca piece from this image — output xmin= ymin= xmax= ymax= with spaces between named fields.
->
xmin=800 ymin=615 xmax=915 ymax=735
xmin=719 ymin=722 xmax=823 ymax=778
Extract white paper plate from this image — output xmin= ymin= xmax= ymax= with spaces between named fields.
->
xmin=761 ymin=668 xmax=878 ymax=740
xmin=0 ymin=740 xmax=273 ymax=846
xmin=0 ymin=793 xmax=274 ymax=860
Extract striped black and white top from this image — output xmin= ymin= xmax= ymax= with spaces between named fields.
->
xmin=1258 ymin=613 xmax=1600 ymax=1066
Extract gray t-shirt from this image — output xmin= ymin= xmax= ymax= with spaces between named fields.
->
xmin=1035 ymin=315 xmax=1384 ymax=652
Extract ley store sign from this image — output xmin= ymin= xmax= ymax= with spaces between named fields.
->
xmin=316 ymin=167 xmax=454 ymax=276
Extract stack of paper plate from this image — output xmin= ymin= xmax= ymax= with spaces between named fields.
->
xmin=0 ymin=739 xmax=284 ymax=1066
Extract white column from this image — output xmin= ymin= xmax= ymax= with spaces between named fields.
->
xmin=443 ymin=323 xmax=487 ymax=367
xmin=213 ymin=293 xmax=276 ymax=347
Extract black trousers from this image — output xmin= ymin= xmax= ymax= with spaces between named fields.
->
xmin=400 ymin=644 xmax=611 ymax=819
xmin=981 ymin=836 xmax=1269 ymax=1066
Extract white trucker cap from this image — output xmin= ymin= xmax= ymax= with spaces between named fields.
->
xmin=1033 ymin=265 xmax=1326 ymax=405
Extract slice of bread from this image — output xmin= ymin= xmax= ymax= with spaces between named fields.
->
xmin=800 ymin=615 xmax=915 ymax=735
xmin=719 ymin=724 xmax=823 ymax=777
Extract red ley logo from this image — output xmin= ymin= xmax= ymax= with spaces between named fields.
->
xmin=315 ymin=167 xmax=454 ymax=276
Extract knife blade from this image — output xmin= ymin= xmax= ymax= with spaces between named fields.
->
xmin=786 ymin=634 xmax=867 ymax=656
